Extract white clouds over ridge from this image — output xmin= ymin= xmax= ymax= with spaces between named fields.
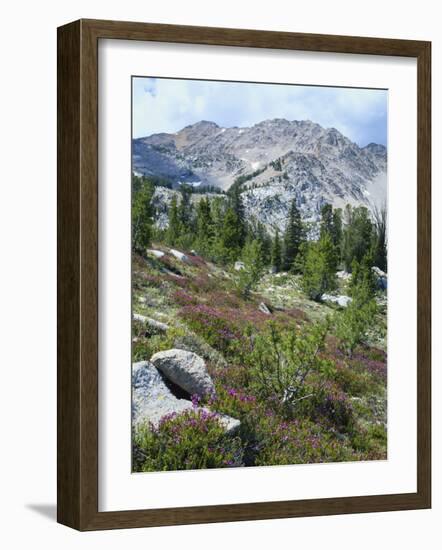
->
xmin=133 ymin=77 xmax=387 ymax=147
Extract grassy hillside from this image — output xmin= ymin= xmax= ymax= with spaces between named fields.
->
xmin=132 ymin=245 xmax=387 ymax=471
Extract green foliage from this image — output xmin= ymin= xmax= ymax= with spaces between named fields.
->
xmin=235 ymin=238 xmax=266 ymax=299
xmin=320 ymin=204 xmax=342 ymax=261
xmin=230 ymin=166 xmax=267 ymax=192
xmin=166 ymin=195 xmax=180 ymax=245
xmin=216 ymin=206 xmax=242 ymax=263
xmin=131 ymin=181 xmax=154 ymax=254
xmin=349 ymin=255 xmax=377 ymax=298
xmin=134 ymin=409 xmax=243 ymax=471
xmin=372 ymin=205 xmax=387 ymax=272
xmin=301 ymin=234 xmax=338 ymax=300
xmin=271 ymin=229 xmax=282 ymax=273
xmin=270 ymin=157 xmax=283 ymax=171
xmin=282 ymin=199 xmax=304 ymax=270
xmin=228 ymin=185 xmax=247 ymax=249
xmin=342 ymin=205 xmax=374 ymax=271
xmin=246 ymin=320 xmax=333 ymax=417
xmin=195 ymin=197 xmax=214 ymax=255
xmin=335 ymin=283 xmax=378 ymax=356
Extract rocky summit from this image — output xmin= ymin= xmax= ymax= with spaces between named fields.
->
xmin=133 ymin=118 xmax=387 ymax=230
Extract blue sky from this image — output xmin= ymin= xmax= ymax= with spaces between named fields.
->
xmin=132 ymin=77 xmax=387 ymax=147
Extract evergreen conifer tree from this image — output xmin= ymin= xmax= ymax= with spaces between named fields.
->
xmin=271 ymin=229 xmax=282 ymax=273
xmin=166 ymin=195 xmax=181 ymax=245
xmin=282 ymin=199 xmax=303 ymax=271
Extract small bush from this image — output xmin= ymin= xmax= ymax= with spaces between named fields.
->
xmin=245 ymin=320 xmax=334 ymax=418
xmin=133 ymin=409 xmax=244 ymax=471
xmin=335 ymin=285 xmax=378 ymax=356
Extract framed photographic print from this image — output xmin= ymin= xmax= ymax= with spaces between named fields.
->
xmin=57 ymin=19 xmax=431 ymax=530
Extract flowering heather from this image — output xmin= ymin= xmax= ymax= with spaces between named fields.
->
xmin=134 ymin=409 xmax=244 ymax=471
xmin=178 ymin=303 xmax=246 ymax=354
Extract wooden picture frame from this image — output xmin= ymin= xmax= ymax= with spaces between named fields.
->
xmin=57 ymin=18 xmax=431 ymax=531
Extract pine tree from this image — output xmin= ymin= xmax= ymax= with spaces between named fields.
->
xmin=236 ymin=238 xmax=265 ymax=299
xmin=372 ymin=205 xmax=387 ymax=272
xmin=301 ymin=234 xmax=338 ymax=301
xmin=271 ymin=229 xmax=282 ymax=273
xmin=255 ymin=221 xmax=272 ymax=265
xmin=216 ymin=206 xmax=242 ymax=264
xmin=282 ymin=199 xmax=303 ymax=271
xmin=178 ymin=184 xmax=194 ymax=233
xmin=229 ymin=185 xmax=246 ymax=248
xmin=166 ymin=195 xmax=181 ymax=245
xmin=342 ymin=205 xmax=374 ymax=271
xmin=195 ymin=197 xmax=214 ymax=254
xmin=132 ymin=182 xmax=154 ymax=255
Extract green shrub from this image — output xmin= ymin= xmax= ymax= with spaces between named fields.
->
xmin=301 ymin=235 xmax=338 ymax=301
xmin=253 ymin=416 xmax=357 ymax=466
xmin=335 ymin=285 xmax=378 ymax=356
xmin=235 ymin=238 xmax=265 ymax=299
xmin=246 ymin=320 xmax=334 ymax=417
xmin=133 ymin=409 xmax=244 ymax=472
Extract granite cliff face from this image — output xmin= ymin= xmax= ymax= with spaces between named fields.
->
xmin=133 ymin=118 xmax=387 ymax=230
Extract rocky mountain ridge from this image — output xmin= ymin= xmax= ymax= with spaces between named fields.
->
xmin=133 ymin=118 xmax=387 ymax=230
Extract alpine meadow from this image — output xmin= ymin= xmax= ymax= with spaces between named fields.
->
xmin=131 ymin=77 xmax=388 ymax=473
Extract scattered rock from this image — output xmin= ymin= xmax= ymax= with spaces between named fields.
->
xmin=258 ymin=302 xmax=272 ymax=315
xmin=133 ymin=313 xmax=169 ymax=332
xmin=151 ymin=349 xmax=215 ymax=397
xmin=372 ymin=266 xmax=387 ymax=290
xmin=132 ymin=361 xmax=240 ymax=434
xmin=211 ymin=411 xmax=241 ymax=435
xmin=321 ymin=293 xmax=353 ymax=308
xmin=336 ymin=270 xmax=352 ymax=281
xmin=169 ymin=249 xmax=190 ymax=263
xmin=234 ymin=261 xmax=245 ymax=271
xmin=146 ymin=248 xmax=165 ymax=258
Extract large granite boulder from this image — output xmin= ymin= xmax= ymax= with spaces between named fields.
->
xmin=132 ymin=361 xmax=192 ymax=429
xmin=132 ymin=361 xmax=239 ymax=434
xmin=150 ymin=349 xmax=215 ymax=397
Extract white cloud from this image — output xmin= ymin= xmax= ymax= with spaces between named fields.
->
xmin=132 ymin=77 xmax=387 ymax=146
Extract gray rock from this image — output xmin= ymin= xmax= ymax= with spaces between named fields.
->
xmin=321 ymin=293 xmax=353 ymax=308
xmin=132 ymin=361 xmax=193 ymax=429
xmin=336 ymin=270 xmax=352 ymax=281
xmin=170 ymin=248 xmax=190 ymax=263
xmin=146 ymin=248 xmax=165 ymax=258
xmin=133 ymin=313 xmax=169 ymax=332
xmin=213 ymin=411 xmax=241 ymax=434
xmin=132 ymin=361 xmax=240 ymax=433
xmin=258 ymin=302 xmax=272 ymax=315
xmin=234 ymin=261 xmax=245 ymax=271
xmin=372 ymin=266 xmax=387 ymax=290
xmin=151 ymin=349 xmax=215 ymax=397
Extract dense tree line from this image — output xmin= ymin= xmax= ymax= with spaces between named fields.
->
xmin=132 ymin=175 xmax=387 ymax=302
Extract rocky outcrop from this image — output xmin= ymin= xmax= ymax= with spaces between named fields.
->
xmin=132 ymin=360 xmax=239 ymax=434
xmin=133 ymin=118 xmax=387 ymax=230
xmin=150 ymin=349 xmax=215 ymax=397
xmin=133 ymin=313 xmax=169 ymax=333
xmin=234 ymin=261 xmax=245 ymax=271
